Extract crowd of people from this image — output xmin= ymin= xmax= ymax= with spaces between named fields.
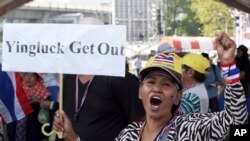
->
xmin=1 ymin=17 xmax=249 ymax=141
xmin=5 ymin=72 xmax=59 ymax=141
xmin=115 ymin=32 xmax=248 ymax=141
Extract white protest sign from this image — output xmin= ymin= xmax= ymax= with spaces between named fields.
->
xmin=2 ymin=23 xmax=126 ymax=77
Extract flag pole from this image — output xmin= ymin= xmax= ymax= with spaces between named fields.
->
xmin=41 ymin=74 xmax=63 ymax=138
xmin=57 ymin=73 xmax=64 ymax=138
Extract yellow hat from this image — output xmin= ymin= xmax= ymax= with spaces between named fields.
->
xmin=140 ymin=53 xmax=182 ymax=90
xmin=182 ymin=53 xmax=210 ymax=74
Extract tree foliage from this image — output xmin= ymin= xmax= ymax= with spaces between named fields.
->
xmin=163 ymin=0 xmax=234 ymax=37
xmin=163 ymin=0 xmax=201 ymax=36
xmin=190 ymin=0 xmax=234 ymax=37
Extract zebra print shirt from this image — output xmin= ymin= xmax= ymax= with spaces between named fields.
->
xmin=115 ymin=82 xmax=248 ymax=141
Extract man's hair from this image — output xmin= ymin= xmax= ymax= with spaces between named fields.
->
xmin=182 ymin=65 xmax=206 ymax=82
xmin=193 ymin=71 xmax=206 ymax=82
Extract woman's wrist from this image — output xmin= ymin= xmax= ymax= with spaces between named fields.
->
xmin=220 ymin=58 xmax=235 ymax=65
xmin=65 ymin=132 xmax=78 ymax=141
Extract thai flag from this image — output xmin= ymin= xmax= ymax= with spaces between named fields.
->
xmin=0 ymin=64 xmax=33 ymax=124
xmin=155 ymin=53 xmax=174 ymax=64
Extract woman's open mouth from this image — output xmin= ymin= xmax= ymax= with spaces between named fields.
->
xmin=150 ymin=96 xmax=162 ymax=111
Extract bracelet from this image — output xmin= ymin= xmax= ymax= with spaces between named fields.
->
xmin=76 ymin=136 xmax=81 ymax=141
xmin=221 ymin=61 xmax=240 ymax=84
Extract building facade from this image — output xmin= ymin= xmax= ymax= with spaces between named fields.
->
xmin=0 ymin=1 xmax=112 ymax=43
xmin=115 ymin=0 xmax=164 ymax=42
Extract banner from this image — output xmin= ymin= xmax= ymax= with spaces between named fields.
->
xmin=2 ymin=24 xmax=126 ymax=77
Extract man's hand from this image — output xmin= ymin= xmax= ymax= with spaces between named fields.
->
xmin=40 ymin=100 xmax=51 ymax=109
xmin=215 ymin=32 xmax=236 ymax=64
xmin=53 ymin=110 xmax=78 ymax=141
xmin=29 ymin=95 xmax=40 ymax=103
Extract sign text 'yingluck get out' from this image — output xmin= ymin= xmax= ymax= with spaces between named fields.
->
xmin=2 ymin=23 xmax=126 ymax=77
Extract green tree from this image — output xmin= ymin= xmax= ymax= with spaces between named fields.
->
xmin=163 ymin=0 xmax=234 ymax=37
xmin=163 ymin=0 xmax=201 ymax=36
xmin=178 ymin=7 xmax=201 ymax=36
xmin=190 ymin=0 xmax=234 ymax=37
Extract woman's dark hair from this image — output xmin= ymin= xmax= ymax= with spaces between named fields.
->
xmin=171 ymin=104 xmax=180 ymax=115
xmin=238 ymin=45 xmax=249 ymax=58
xmin=238 ymin=45 xmax=248 ymax=53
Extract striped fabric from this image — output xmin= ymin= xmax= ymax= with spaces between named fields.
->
xmin=115 ymin=64 xmax=247 ymax=141
xmin=221 ymin=61 xmax=240 ymax=84
xmin=155 ymin=53 xmax=174 ymax=63
xmin=115 ymin=83 xmax=248 ymax=141
xmin=0 ymin=70 xmax=33 ymax=124
xmin=161 ymin=37 xmax=215 ymax=50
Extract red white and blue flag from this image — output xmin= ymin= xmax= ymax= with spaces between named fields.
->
xmin=0 ymin=64 xmax=32 ymax=124
xmin=155 ymin=53 xmax=174 ymax=64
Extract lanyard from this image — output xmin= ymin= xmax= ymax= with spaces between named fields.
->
xmin=138 ymin=117 xmax=174 ymax=141
xmin=74 ymin=75 xmax=94 ymax=122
